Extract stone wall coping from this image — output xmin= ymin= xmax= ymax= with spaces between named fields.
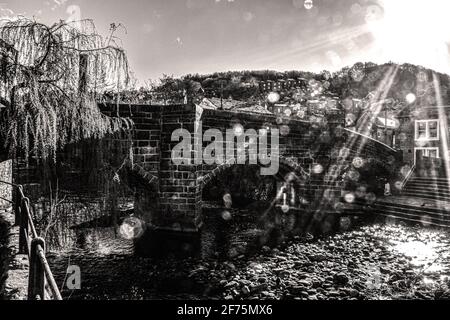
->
xmin=98 ymin=103 xmax=201 ymax=114
xmin=344 ymin=128 xmax=398 ymax=153
xmin=200 ymin=108 xmax=310 ymax=125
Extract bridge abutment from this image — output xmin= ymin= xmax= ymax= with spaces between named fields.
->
xmin=100 ymin=103 xmax=204 ymax=233
xmin=156 ymin=105 xmax=203 ymax=232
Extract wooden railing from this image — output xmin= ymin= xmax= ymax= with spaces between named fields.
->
xmin=0 ymin=180 xmax=62 ymax=300
xmin=401 ymin=164 xmax=416 ymax=191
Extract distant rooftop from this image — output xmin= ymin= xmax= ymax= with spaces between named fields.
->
xmin=397 ymin=105 xmax=450 ymax=118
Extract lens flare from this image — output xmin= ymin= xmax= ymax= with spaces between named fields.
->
xmin=304 ymin=0 xmax=313 ymax=10
xmin=339 ymin=217 xmax=352 ymax=230
xmin=280 ymin=125 xmax=290 ymax=136
xmin=284 ymin=109 xmax=292 ymax=117
xmin=356 ymin=186 xmax=367 ymax=198
xmin=352 ymin=157 xmax=365 ymax=168
xmin=400 ymin=165 xmax=412 ymax=177
xmin=339 ymin=147 xmax=350 ymax=159
xmin=344 ymin=192 xmax=355 ymax=203
xmin=365 ymin=192 xmax=377 ymax=204
xmin=223 ymin=193 xmax=233 ymax=208
xmin=406 ymin=93 xmax=417 ymax=104
xmin=233 ymin=123 xmax=244 ymax=137
xmin=221 ymin=210 xmax=233 ymax=221
xmin=119 ymin=217 xmax=145 ymax=240
xmin=267 ymin=92 xmax=280 ymax=103
xmin=312 ymin=164 xmax=324 ymax=174
xmin=369 ymin=0 xmax=450 ymax=75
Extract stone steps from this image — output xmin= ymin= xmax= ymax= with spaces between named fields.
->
xmin=411 ymin=177 xmax=450 ymax=182
xmin=374 ymin=202 xmax=450 ymax=220
xmin=404 ymin=184 xmax=450 ymax=192
xmin=403 ymin=188 xmax=450 ymax=199
xmin=408 ymin=176 xmax=450 ymax=183
xmin=375 ymin=212 xmax=450 ymax=228
xmin=371 ymin=200 xmax=450 ymax=228
xmin=402 ymin=190 xmax=450 ymax=202
xmin=400 ymin=174 xmax=450 ymax=205
xmin=376 ymin=199 xmax=450 ymax=215
xmin=406 ymin=181 xmax=450 ymax=188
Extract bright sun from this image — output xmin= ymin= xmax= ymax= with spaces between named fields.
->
xmin=368 ymin=0 xmax=450 ymax=74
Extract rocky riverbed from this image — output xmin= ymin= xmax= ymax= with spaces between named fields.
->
xmin=48 ymin=222 xmax=450 ymax=300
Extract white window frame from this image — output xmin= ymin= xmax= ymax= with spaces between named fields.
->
xmin=415 ymin=119 xmax=440 ymax=141
xmin=414 ymin=147 xmax=439 ymax=165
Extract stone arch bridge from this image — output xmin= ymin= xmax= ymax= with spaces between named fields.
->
xmin=98 ymin=103 xmax=402 ymax=235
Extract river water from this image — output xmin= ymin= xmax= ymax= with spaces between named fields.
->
xmin=43 ymin=197 xmax=450 ymax=300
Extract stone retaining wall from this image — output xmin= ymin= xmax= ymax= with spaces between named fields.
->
xmin=0 ymin=160 xmax=12 ymax=298
xmin=0 ymin=160 xmax=12 ymax=208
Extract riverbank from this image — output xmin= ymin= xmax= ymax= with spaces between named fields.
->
xmin=48 ymin=222 xmax=450 ymax=300
xmin=0 ymin=207 xmax=10 ymax=298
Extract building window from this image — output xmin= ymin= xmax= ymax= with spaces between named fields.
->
xmin=415 ymin=120 xmax=439 ymax=141
xmin=429 ymin=121 xmax=438 ymax=138
xmin=417 ymin=122 xmax=427 ymax=139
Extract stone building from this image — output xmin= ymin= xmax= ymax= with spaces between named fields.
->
xmin=396 ymin=105 xmax=450 ymax=166
xmin=371 ymin=116 xmax=398 ymax=148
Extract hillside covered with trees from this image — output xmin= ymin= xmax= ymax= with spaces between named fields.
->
xmin=105 ymin=62 xmax=450 ymax=112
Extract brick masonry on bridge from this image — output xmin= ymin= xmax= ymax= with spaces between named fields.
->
xmin=98 ymin=103 xmax=403 ymax=234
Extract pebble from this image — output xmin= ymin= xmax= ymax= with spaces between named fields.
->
xmin=333 ymin=273 xmax=350 ymax=286
xmin=242 ymin=286 xmax=250 ymax=295
xmin=297 ymin=279 xmax=311 ymax=287
xmin=225 ymin=281 xmax=238 ymax=288
xmin=309 ymin=254 xmax=328 ymax=262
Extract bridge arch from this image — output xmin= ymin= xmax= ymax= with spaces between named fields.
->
xmin=197 ymin=157 xmax=316 ymax=257
xmin=128 ymin=163 xmax=159 ymax=189
xmin=198 ymin=156 xmax=311 ymax=213
xmin=198 ymin=156 xmax=310 ymax=190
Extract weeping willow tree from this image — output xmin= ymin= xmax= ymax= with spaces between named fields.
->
xmin=0 ymin=18 xmax=132 ymax=161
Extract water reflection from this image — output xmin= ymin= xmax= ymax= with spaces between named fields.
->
xmin=71 ymin=227 xmax=133 ymax=256
xmin=369 ymin=224 xmax=450 ymax=282
xmin=393 ymin=240 xmax=443 ymax=272
xmin=201 ymin=204 xmax=263 ymax=260
xmin=45 ymin=196 xmax=304 ymax=261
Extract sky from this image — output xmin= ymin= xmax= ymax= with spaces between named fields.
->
xmin=1 ymin=0 xmax=450 ymax=86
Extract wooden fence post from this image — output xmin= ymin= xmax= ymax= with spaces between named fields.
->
xmin=14 ymin=185 xmax=23 ymax=226
xmin=19 ymin=196 xmax=29 ymax=254
xmin=28 ymin=237 xmax=46 ymax=300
